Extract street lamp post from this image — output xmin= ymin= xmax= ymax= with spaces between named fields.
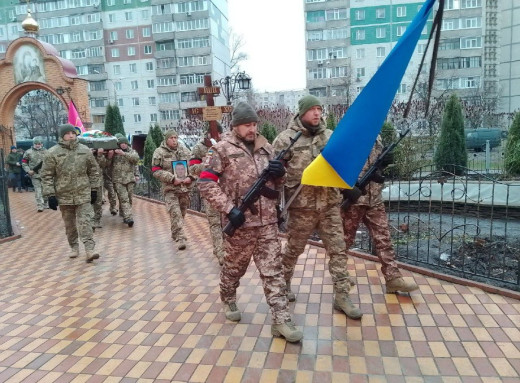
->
xmin=213 ymin=71 xmax=252 ymax=105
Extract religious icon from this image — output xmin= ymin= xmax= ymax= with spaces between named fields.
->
xmin=13 ymin=44 xmax=46 ymax=84
xmin=172 ymin=160 xmax=188 ymax=180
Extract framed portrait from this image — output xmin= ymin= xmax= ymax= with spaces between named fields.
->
xmin=172 ymin=160 xmax=188 ymax=180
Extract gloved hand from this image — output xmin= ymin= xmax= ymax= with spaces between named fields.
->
xmin=90 ymin=190 xmax=98 ymax=204
xmin=341 ymin=187 xmax=362 ymax=204
xmin=48 ymin=196 xmax=58 ymax=210
xmin=267 ymin=160 xmax=285 ymax=179
xmin=370 ymin=170 xmax=386 ymax=184
xmin=227 ymin=207 xmax=246 ymax=229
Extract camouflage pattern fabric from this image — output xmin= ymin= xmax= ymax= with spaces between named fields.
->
xmin=164 ymin=191 xmax=190 ymax=242
xmin=60 ymin=203 xmax=95 ymax=251
xmin=341 ymin=137 xmax=401 ymax=281
xmin=189 ymin=140 xmax=209 ymax=177
xmin=111 ymin=148 xmax=139 ymax=221
xmin=115 ymin=183 xmax=135 ymax=221
xmin=273 ymin=116 xmax=355 ymax=294
xmin=104 ymin=175 xmax=117 ymax=212
xmin=21 ymin=144 xmax=48 ymax=209
xmin=222 ymin=224 xmax=290 ymax=324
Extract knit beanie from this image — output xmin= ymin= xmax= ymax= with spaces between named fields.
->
xmin=231 ymin=102 xmax=259 ymax=127
xmin=118 ymin=136 xmax=129 ymax=145
xmin=164 ymin=129 xmax=178 ymax=140
xmin=298 ymin=95 xmax=322 ymax=116
xmin=115 ymin=133 xmax=124 ymax=139
xmin=33 ymin=137 xmax=42 ymax=145
xmin=10 ymin=145 xmax=16 ymax=150
xmin=58 ymin=123 xmax=77 ymax=138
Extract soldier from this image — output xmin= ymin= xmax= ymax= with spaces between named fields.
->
xmin=152 ymin=129 xmax=194 ymax=250
xmin=91 ymin=148 xmax=107 ymax=228
xmin=5 ymin=145 xmax=23 ymax=192
xmin=112 ymin=136 xmax=140 ymax=227
xmin=41 ymin=124 xmax=101 ymax=263
xmin=21 ymin=138 xmax=48 ymax=211
xmin=198 ymin=102 xmax=303 ymax=342
xmin=190 ymin=123 xmax=225 ymax=265
xmin=341 ymin=136 xmax=419 ymax=293
xmin=273 ymin=95 xmax=362 ymax=320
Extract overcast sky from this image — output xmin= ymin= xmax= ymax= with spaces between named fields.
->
xmin=227 ymin=0 xmax=306 ymax=93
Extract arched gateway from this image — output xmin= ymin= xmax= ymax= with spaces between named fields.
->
xmin=0 ymin=7 xmax=90 ymax=152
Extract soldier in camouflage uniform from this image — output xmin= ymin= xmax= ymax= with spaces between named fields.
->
xmin=41 ymin=124 xmax=101 ymax=263
xmin=152 ymin=129 xmax=195 ymax=250
xmin=91 ymin=148 xmax=107 ymax=228
xmin=103 ymin=162 xmax=118 ymax=216
xmin=198 ymin=102 xmax=303 ymax=343
xmin=190 ymin=123 xmax=225 ymax=265
xmin=21 ymin=138 xmax=48 ymax=211
xmin=341 ymin=136 xmax=419 ymax=294
xmin=111 ymin=136 xmax=140 ymax=227
xmin=273 ymin=95 xmax=362 ymax=320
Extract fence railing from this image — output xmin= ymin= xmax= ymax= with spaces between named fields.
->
xmin=134 ymin=164 xmax=520 ymax=293
xmin=0 ymin=149 xmax=13 ymax=239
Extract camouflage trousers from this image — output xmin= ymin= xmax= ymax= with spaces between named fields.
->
xmin=341 ymin=203 xmax=402 ymax=282
xmin=104 ymin=176 xmax=117 ymax=212
xmin=284 ymin=207 xmax=355 ymax=294
xmin=115 ymin=182 xmax=135 ymax=221
xmin=204 ymin=199 xmax=224 ymax=262
xmin=59 ymin=202 xmax=96 ymax=251
xmin=31 ymin=177 xmax=46 ymax=210
xmin=164 ymin=191 xmax=190 ymax=242
xmin=93 ymin=186 xmax=103 ymax=224
xmin=221 ymin=224 xmax=290 ymax=325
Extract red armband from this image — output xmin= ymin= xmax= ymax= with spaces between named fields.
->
xmin=199 ymin=170 xmax=219 ymax=182
xmin=151 ymin=166 xmax=162 ymax=173
xmin=189 ymin=158 xmax=202 ymax=166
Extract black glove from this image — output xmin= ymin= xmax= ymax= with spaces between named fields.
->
xmin=341 ymin=187 xmax=362 ymax=204
xmin=370 ymin=170 xmax=386 ymax=184
xmin=48 ymin=196 xmax=58 ymax=210
xmin=227 ymin=207 xmax=246 ymax=229
xmin=90 ymin=190 xmax=98 ymax=204
xmin=267 ymin=160 xmax=285 ymax=179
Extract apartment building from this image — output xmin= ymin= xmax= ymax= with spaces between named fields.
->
xmin=499 ymin=0 xmax=520 ymax=114
xmin=252 ymin=89 xmax=308 ymax=112
xmin=0 ymin=0 xmax=231 ymax=135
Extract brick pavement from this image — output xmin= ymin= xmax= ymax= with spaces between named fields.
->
xmin=0 ymin=190 xmax=519 ymax=382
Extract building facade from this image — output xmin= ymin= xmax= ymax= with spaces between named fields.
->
xmin=0 ymin=0 xmax=231 ymax=135
xmin=251 ymin=89 xmax=308 ymax=112
xmin=499 ymin=0 xmax=520 ymax=114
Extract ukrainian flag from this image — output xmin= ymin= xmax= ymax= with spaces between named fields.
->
xmin=301 ymin=0 xmax=436 ymax=188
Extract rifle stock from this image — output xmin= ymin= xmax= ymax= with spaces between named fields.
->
xmin=223 ymin=131 xmax=302 ymax=236
xmin=340 ymin=128 xmax=410 ymax=211
xmin=32 ymin=161 xmax=43 ymax=174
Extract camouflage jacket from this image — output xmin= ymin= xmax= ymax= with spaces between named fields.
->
xmin=152 ymin=141 xmax=194 ymax=194
xmin=41 ymin=138 xmax=101 ymax=205
xmin=273 ymin=115 xmax=342 ymax=211
xmin=189 ymin=140 xmax=210 ymax=177
xmin=5 ymin=152 xmax=22 ymax=174
xmin=110 ymin=148 xmax=139 ymax=185
xmin=22 ymin=146 xmax=47 ymax=179
xmin=355 ymin=136 xmax=384 ymax=207
xmin=198 ymin=131 xmax=282 ymax=228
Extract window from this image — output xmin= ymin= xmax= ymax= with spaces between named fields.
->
xmin=356 ymin=68 xmax=365 ymax=78
xmin=307 ymin=30 xmax=323 ymax=41
xmin=462 ymin=76 xmax=479 ymax=88
xmin=159 ymin=93 xmax=179 ymax=103
xmin=108 ymin=14 xmax=115 ymax=23
xmin=145 ymin=62 xmax=154 ymax=71
xmin=463 ymin=17 xmax=481 ymax=29
xmin=127 ymin=46 xmax=136 ymax=56
xmin=126 ymin=29 xmax=134 ymax=39
xmin=148 ymin=96 xmax=156 ymax=105
xmin=461 ymin=36 xmax=481 ymax=49
xmin=355 ymin=29 xmax=365 ymax=40
xmin=307 ymin=48 xmax=327 ymax=61
xmin=147 ymin=80 xmax=155 ymax=88
xmin=134 ymin=114 xmax=141 ymax=122
xmin=376 ymin=27 xmax=386 ymax=39
xmin=158 ymin=76 xmax=177 ymax=86
xmin=129 ymin=63 xmax=137 ymax=73
xmin=150 ymin=114 xmax=158 ymax=122
xmin=118 ymin=99 xmax=124 ymax=108
xmin=111 ymin=48 xmax=119 ymax=58
xmin=306 ymin=11 xmax=325 ymax=23
xmin=141 ymin=10 xmax=150 ymax=19
xmin=123 ymin=0 xmax=131 ymax=4
xmin=72 ymin=32 xmax=81 ymax=42
xmin=461 ymin=0 xmax=481 ymax=8
xmin=109 ymin=31 xmax=118 ymax=41
xmin=114 ymin=81 xmax=122 ymax=91
xmin=132 ymin=97 xmax=140 ymax=105
xmin=181 ymin=92 xmax=198 ymax=102
xmin=125 ymin=12 xmax=133 ymax=21
xmin=442 ymin=19 xmax=455 ymax=31
xmin=396 ymin=6 xmax=406 ymax=17
xmin=376 ymin=47 xmax=386 ymax=57
xmin=131 ymin=81 xmax=138 ymax=90
xmin=71 ymin=16 xmax=80 ymax=25
xmin=113 ymin=65 xmax=121 ymax=75
xmin=144 ymin=45 xmax=152 ymax=54
xmin=142 ymin=27 xmax=151 ymax=38
xmin=397 ymin=83 xmax=407 ymax=94
xmin=326 ymin=9 xmax=347 ymax=21
xmin=396 ymin=25 xmax=406 ymax=36
xmin=356 ymin=48 xmax=365 ymax=59
xmin=180 ymin=74 xmax=205 ymax=85
xmin=354 ymin=10 xmax=365 ymax=21
xmin=417 ymin=43 xmax=426 ymax=54
xmin=160 ymin=110 xmax=181 ymax=120
xmin=376 ymin=8 xmax=385 ymax=19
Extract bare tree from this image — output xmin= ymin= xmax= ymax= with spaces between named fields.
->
xmin=229 ymin=29 xmax=248 ymax=73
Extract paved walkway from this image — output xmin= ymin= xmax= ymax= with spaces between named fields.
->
xmin=1 ymin=190 xmax=519 ymax=382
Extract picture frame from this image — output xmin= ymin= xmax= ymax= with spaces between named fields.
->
xmin=172 ymin=160 xmax=188 ymax=180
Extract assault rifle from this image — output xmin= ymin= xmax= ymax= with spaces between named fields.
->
xmin=32 ymin=161 xmax=43 ymax=174
xmin=340 ymin=128 xmax=410 ymax=211
xmin=223 ymin=131 xmax=302 ymax=237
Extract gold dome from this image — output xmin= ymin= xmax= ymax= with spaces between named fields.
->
xmin=22 ymin=9 xmax=39 ymax=33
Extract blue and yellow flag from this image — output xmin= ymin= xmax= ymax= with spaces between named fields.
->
xmin=301 ymin=0 xmax=436 ymax=188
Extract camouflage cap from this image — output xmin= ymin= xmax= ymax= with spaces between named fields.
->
xmin=33 ymin=137 xmax=43 ymax=145
xmin=164 ymin=129 xmax=178 ymax=140
xmin=118 ymin=136 xmax=129 ymax=145
xmin=58 ymin=123 xmax=77 ymax=138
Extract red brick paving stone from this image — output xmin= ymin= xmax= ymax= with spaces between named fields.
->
xmin=232 ymin=351 xmax=253 ymax=368
xmin=435 ymin=357 xmax=459 ymax=375
xmin=480 ymin=341 xmax=506 ymax=358
xmin=399 ymin=356 xmax=422 ymax=376
xmin=84 ymin=375 xmax=106 ymax=383
xmin=453 ymin=327 xmax=477 ymax=341
xmin=461 ymin=314 xmax=482 ymax=327
xmin=141 ymin=346 xmax=167 ymax=363
xmin=366 ymin=355 xmax=385 ymax=374
xmin=264 ymin=352 xmax=284 ymax=369
xmin=488 ymin=327 xmax=512 ymax=342
xmin=423 ymin=326 xmax=444 ymax=341
xmin=298 ymin=354 xmax=316 ymax=370
xmin=54 ymin=355 xmax=83 ymax=372
xmin=332 ymin=355 xmax=349 ymax=373
xmin=392 ymin=326 xmax=411 ymax=341
xmin=313 ymin=371 xmax=332 ymax=383
xmin=171 ymin=348 xmax=192 ymax=363
xmin=225 ymin=336 xmax=243 ymax=350
xmin=346 ymin=340 xmax=365 ymax=356
xmin=110 ymin=359 xmax=138 ymax=377
xmin=494 ymin=314 xmax=517 ymax=327
xmin=379 ymin=340 xmax=398 ymax=356
xmin=348 ymin=373 xmax=369 ymax=383
xmin=24 ymin=369 xmax=49 ymax=383
xmin=508 ymin=358 xmax=520 ymax=377
xmin=412 ymin=341 xmax=434 ymax=357
xmin=26 ymin=353 xmax=55 ymax=370
xmin=241 ymin=367 xmax=264 ymax=383
xmin=317 ymin=340 xmax=333 ymax=355
xmin=173 ymin=362 xmax=198 ymax=381
xmin=278 ymin=369 xmax=298 ymax=383
xmin=200 ymin=349 xmax=222 ymax=365
xmin=204 ymin=365 xmax=228 ymax=383
xmin=0 ymin=368 xmax=20 ymax=381
xmin=403 ymin=314 xmax=422 ymax=327
xmin=113 ymin=344 xmax=138 ymax=360
xmin=85 ymin=342 xmax=111 ymax=358
xmin=81 ymin=357 xmax=109 ymax=375
xmin=471 ymin=357 xmax=499 ymax=377
xmin=141 ymin=361 xmax=167 ymax=380
xmin=252 ymin=336 xmax=271 ymax=352
xmin=386 ymin=376 xmax=408 ymax=383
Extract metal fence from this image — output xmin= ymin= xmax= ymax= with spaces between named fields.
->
xmin=0 ymin=149 xmax=13 ymax=239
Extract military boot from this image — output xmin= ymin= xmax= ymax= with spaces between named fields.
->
xmin=224 ymin=302 xmax=241 ymax=322
xmin=177 ymin=239 xmax=186 ymax=250
xmin=271 ymin=321 xmax=303 ymax=343
xmin=86 ymin=250 xmax=100 ymax=263
xmin=286 ymin=281 xmax=296 ymax=302
xmin=386 ymin=277 xmax=419 ymax=294
xmin=69 ymin=245 xmax=79 ymax=259
xmin=334 ymin=292 xmax=363 ymax=320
